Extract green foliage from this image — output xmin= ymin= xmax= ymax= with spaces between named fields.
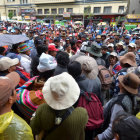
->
xmin=8 ymin=11 xmax=14 ymax=19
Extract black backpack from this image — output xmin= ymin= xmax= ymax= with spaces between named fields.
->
xmin=101 ymin=94 xmax=127 ymax=132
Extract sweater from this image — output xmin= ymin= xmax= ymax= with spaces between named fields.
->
xmin=30 ymin=103 xmax=88 ymax=140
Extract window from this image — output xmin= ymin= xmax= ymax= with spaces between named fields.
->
xmin=84 ymin=7 xmax=91 ymax=13
xmin=20 ymin=0 xmax=28 ymax=4
xmin=104 ymin=6 xmax=112 ymax=13
xmin=51 ymin=9 xmax=57 ymax=14
xmin=8 ymin=10 xmax=16 ymax=16
xmin=93 ymin=7 xmax=101 ymax=13
xmin=7 ymin=0 xmax=15 ymax=2
xmin=66 ymin=8 xmax=73 ymax=13
xmin=59 ymin=8 xmax=64 ymax=14
xmin=37 ymin=9 xmax=42 ymax=14
xmin=44 ymin=9 xmax=49 ymax=14
xmin=118 ymin=6 xmax=124 ymax=13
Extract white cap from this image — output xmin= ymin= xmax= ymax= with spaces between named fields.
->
xmin=0 ymin=57 xmax=19 ymax=71
xmin=128 ymin=43 xmax=136 ymax=48
xmin=108 ymin=43 xmax=114 ymax=48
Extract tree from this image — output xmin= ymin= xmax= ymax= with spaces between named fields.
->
xmin=8 ymin=11 xmax=14 ymax=19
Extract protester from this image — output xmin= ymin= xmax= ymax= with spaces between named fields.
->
xmin=95 ymin=73 xmax=140 ymax=140
xmin=54 ymin=51 xmax=69 ymax=75
xmin=30 ymin=72 xmax=88 ymax=140
xmin=0 ymin=72 xmax=33 ymax=140
xmin=112 ymin=111 xmax=140 ymax=140
xmin=18 ymin=43 xmax=32 ymax=74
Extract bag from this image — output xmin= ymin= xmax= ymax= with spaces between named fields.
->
xmin=101 ymin=94 xmax=127 ymax=131
xmin=98 ymin=65 xmax=112 ymax=90
xmin=16 ymin=76 xmax=46 ymax=120
xmin=77 ymin=91 xmax=104 ymax=130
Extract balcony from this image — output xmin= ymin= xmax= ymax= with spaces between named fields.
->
xmin=32 ymin=0 xmax=75 ymax=4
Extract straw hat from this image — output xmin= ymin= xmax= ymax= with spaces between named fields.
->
xmin=75 ymin=56 xmax=98 ymax=79
xmin=42 ymin=72 xmax=80 ymax=110
xmin=118 ymin=73 xmax=140 ymax=94
xmin=119 ymin=52 xmax=137 ymax=67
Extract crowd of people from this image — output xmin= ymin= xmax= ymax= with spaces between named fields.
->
xmin=0 ymin=21 xmax=140 ymax=140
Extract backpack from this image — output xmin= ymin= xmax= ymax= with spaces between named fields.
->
xmin=101 ymin=94 xmax=127 ymax=132
xmin=98 ymin=65 xmax=112 ymax=90
xmin=77 ymin=91 xmax=104 ymax=130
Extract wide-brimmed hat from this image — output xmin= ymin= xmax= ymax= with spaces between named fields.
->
xmin=127 ymin=66 xmax=140 ymax=78
xmin=116 ymin=42 xmax=124 ymax=48
xmin=18 ymin=43 xmax=31 ymax=53
xmin=118 ymin=73 xmax=140 ymax=94
xmin=119 ymin=52 xmax=137 ymax=67
xmin=75 ymin=56 xmax=98 ymax=79
xmin=0 ymin=72 xmax=20 ymax=106
xmin=0 ymin=57 xmax=19 ymax=71
xmin=42 ymin=72 xmax=80 ymax=110
xmin=86 ymin=42 xmax=102 ymax=57
xmin=128 ymin=43 xmax=136 ymax=48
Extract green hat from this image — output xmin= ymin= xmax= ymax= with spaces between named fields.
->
xmin=86 ymin=42 xmax=102 ymax=57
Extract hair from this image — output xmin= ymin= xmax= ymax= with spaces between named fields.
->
xmin=67 ymin=61 xmax=82 ymax=79
xmin=0 ymin=47 xmax=5 ymax=55
xmin=36 ymin=44 xmax=48 ymax=57
xmin=112 ymin=111 xmax=140 ymax=140
xmin=10 ymin=43 xmax=20 ymax=53
xmin=56 ymin=51 xmax=69 ymax=67
xmin=38 ymin=69 xmax=55 ymax=82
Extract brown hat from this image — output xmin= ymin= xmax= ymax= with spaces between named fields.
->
xmin=118 ymin=73 xmax=140 ymax=94
xmin=0 ymin=72 xmax=20 ymax=107
xmin=119 ymin=52 xmax=137 ymax=67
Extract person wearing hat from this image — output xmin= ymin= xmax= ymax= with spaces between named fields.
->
xmin=48 ymin=43 xmax=58 ymax=58
xmin=123 ymin=35 xmax=130 ymax=50
xmin=0 ymin=72 xmax=33 ymax=140
xmin=30 ymin=72 xmax=88 ymax=140
xmin=111 ymin=52 xmax=137 ymax=96
xmin=0 ymin=57 xmax=19 ymax=76
xmin=108 ymin=52 xmax=122 ymax=76
xmin=86 ymin=42 xmax=106 ymax=66
xmin=18 ymin=43 xmax=32 ymax=74
xmin=54 ymin=37 xmax=64 ymax=51
xmin=119 ymin=43 xmax=140 ymax=66
xmin=107 ymin=43 xmax=114 ymax=54
xmin=116 ymin=42 xmax=125 ymax=56
xmin=101 ymin=34 xmax=106 ymax=45
xmin=95 ymin=73 xmax=140 ymax=140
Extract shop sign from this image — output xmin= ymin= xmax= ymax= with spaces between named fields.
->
xmin=63 ymin=12 xmax=71 ymax=17
xmin=127 ymin=14 xmax=140 ymax=19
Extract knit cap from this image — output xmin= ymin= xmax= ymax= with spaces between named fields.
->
xmin=19 ymin=43 xmax=31 ymax=53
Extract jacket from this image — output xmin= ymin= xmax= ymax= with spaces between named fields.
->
xmin=54 ymin=64 xmax=68 ymax=76
xmin=19 ymin=54 xmax=31 ymax=74
xmin=75 ymin=74 xmax=103 ymax=104
xmin=70 ymin=51 xmax=86 ymax=62
xmin=0 ymin=111 xmax=33 ymax=140
xmin=98 ymin=93 xmax=133 ymax=140
xmin=30 ymin=104 xmax=88 ymax=140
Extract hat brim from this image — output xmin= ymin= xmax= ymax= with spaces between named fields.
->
xmin=86 ymin=47 xmax=102 ymax=57
xmin=118 ymin=75 xmax=138 ymax=94
xmin=11 ymin=58 xmax=19 ymax=67
xmin=42 ymin=73 xmax=80 ymax=110
xmin=120 ymin=57 xmax=137 ymax=67
xmin=6 ymin=72 xmax=20 ymax=89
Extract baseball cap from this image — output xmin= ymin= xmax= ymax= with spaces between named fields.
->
xmin=48 ymin=44 xmax=58 ymax=51
xmin=0 ymin=57 xmax=19 ymax=71
xmin=128 ymin=43 xmax=136 ymax=48
xmin=0 ymin=72 xmax=20 ymax=107
xmin=108 ymin=43 xmax=114 ymax=48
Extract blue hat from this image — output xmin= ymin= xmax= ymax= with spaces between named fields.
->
xmin=125 ymin=36 xmax=130 ymax=39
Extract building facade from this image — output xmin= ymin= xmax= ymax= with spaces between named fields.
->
xmin=0 ymin=0 xmax=128 ymax=22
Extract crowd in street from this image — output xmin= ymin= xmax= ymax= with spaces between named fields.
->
xmin=0 ymin=21 xmax=140 ymax=140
